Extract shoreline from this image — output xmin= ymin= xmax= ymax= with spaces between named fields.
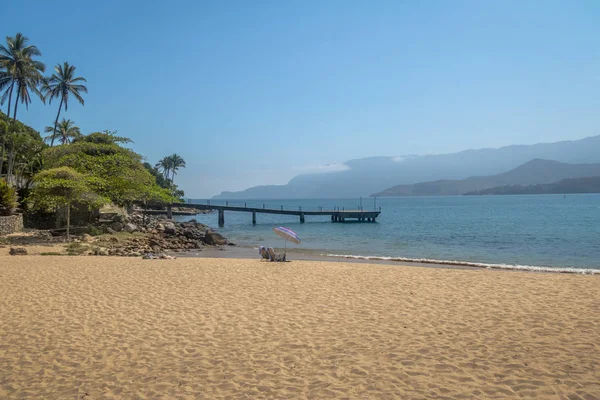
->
xmin=176 ymin=245 xmax=600 ymax=275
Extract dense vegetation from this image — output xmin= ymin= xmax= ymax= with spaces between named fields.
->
xmin=0 ymin=32 xmax=187 ymax=220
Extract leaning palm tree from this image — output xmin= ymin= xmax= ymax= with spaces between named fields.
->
xmin=42 ymin=62 xmax=87 ymax=147
xmin=0 ymin=33 xmax=45 ymax=123
xmin=44 ymin=119 xmax=81 ymax=145
xmin=167 ymin=154 xmax=186 ymax=183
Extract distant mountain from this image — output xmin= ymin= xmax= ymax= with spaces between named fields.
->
xmin=465 ymin=176 xmax=600 ymax=196
xmin=213 ymin=135 xmax=600 ymax=199
xmin=372 ymin=159 xmax=600 ymax=197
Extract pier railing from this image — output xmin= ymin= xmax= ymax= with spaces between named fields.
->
xmin=176 ymin=199 xmax=382 ymax=226
xmin=185 ymin=199 xmax=382 ymax=213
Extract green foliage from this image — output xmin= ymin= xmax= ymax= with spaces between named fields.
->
xmin=86 ymin=224 xmax=102 ymax=236
xmin=144 ymin=162 xmax=185 ymax=201
xmin=43 ymin=132 xmax=174 ymax=206
xmin=29 ymin=167 xmax=106 ymax=211
xmin=74 ymin=130 xmax=132 ymax=145
xmin=0 ymin=178 xmax=18 ymax=215
xmin=0 ymin=110 xmax=43 ymax=141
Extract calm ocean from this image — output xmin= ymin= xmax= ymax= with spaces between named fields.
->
xmin=179 ymin=194 xmax=600 ymax=273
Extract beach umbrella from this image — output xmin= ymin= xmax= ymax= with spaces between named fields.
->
xmin=272 ymin=226 xmax=300 ymax=253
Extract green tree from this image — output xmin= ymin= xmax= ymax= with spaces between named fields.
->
xmin=144 ymin=162 xmax=185 ymax=201
xmin=44 ymin=118 xmax=81 ymax=145
xmin=43 ymin=131 xmax=173 ymax=206
xmin=0 ymin=178 xmax=18 ymax=216
xmin=30 ymin=167 xmax=105 ymax=237
xmin=41 ymin=62 xmax=87 ymax=147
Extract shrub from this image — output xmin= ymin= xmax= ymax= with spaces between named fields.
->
xmin=0 ymin=179 xmax=18 ymax=216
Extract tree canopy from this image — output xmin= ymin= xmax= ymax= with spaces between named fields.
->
xmin=42 ymin=131 xmax=174 ymax=205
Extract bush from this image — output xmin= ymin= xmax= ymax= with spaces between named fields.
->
xmin=86 ymin=224 xmax=102 ymax=236
xmin=0 ymin=179 xmax=18 ymax=216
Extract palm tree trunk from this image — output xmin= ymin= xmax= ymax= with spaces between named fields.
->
xmin=50 ymin=97 xmax=64 ymax=147
xmin=12 ymin=86 xmax=21 ymax=123
xmin=0 ymin=81 xmax=15 ymax=176
xmin=0 ymin=145 xmax=6 ymax=178
xmin=66 ymin=201 xmax=71 ymax=238
xmin=6 ymin=149 xmax=14 ymax=185
xmin=5 ymin=81 xmax=14 ymax=123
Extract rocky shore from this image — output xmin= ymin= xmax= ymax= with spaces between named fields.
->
xmin=2 ymin=212 xmax=233 ymax=258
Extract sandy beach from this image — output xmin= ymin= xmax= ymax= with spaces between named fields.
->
xmin=0 ymin=256 xmax=598 ymax=399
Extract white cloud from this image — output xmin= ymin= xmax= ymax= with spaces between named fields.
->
xmin=293 ymin=163 xmax=350 ymax=174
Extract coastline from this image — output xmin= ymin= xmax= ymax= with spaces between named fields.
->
xmin=177 ymin=245 xmax=600 ymax=275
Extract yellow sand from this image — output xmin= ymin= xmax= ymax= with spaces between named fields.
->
xmin=0 ymin=256 xmax=598 ymax=399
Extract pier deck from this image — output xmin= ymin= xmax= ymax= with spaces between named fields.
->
xmin=168 ymin=203 xmax=381 ymax=226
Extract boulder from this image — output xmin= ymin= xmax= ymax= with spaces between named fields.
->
xmin=9 ymin=247 xmax=28 ymax=255
xmin=124 ymin=223 xmax=137 ymax=233
xmin=111 ymin=222 xmax=123 ymax=232
xmin=204 ymin=231 xmax=227 ymax=246
xmin=163 ymin=222 xmax=176 ymax=235
xmin=183 ymin=229 xmax=204 ymax=240
xmin=82 ymin=234 xmax=95 ymax=243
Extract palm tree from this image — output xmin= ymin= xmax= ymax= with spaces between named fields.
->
xmin=0 ymin=33 xmax=44 ymax=177
xmin=167 ymin=154 xmax=186 ymax=183
xmin=0 ymin=33 xmax=45 ymax=123
xmin=44 ymin=119 xmax=81 ymax=145
xmin=155 ymin=157 xmax=172 ymax=181
xmin=42 ymin=62 xmax=87 ymax=147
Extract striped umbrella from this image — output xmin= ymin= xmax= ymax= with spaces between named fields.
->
xmin=272 ymin=226 xmax=301 ymax=253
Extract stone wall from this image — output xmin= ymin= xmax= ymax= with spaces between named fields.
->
xmin=0 ymin=214 xmax=23 ymax=235
xmin=24 ymin=206 xmax=99 ymax=230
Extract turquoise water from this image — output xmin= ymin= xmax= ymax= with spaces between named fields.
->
xmin=179 ymin=195 xmax=600 ymax=272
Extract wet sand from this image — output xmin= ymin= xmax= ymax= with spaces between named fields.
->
xmin=0 ymin=256 xmax=598 ymax=399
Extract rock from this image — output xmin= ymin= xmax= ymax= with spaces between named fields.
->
xmin=156 ymin=223 xmax=165 ymax=232
xmin=105 ymin=227 xmax=116 ymax=234
xmin=112 ymin=214 xmax=126 ymax=223
xmin=163 ymin=222 xmax=176 ymax=235
xmin=183 ymin=229 xmax=204 ymax=240
xmin=9 ymin=247 xmax=28 ymax=255
xmin=82 ymin=234 xmax=95 ymax=243
xmin=111 ymin=222 xmax=123 ymax=232
xmin=124 ymin=223 xmax=137 ymax=233
xmin=204 ymin=231 xmax=227 ymax=246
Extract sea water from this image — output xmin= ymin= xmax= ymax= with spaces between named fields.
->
xmin=179 ymin=194 xmax=600 ymax=273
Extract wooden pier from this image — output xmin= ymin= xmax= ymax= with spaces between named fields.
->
xmin=166 ymin=202 xmax=381 ymax=227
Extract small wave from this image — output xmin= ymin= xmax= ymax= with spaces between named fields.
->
xmin=322 ymin=254 xmax=599 ymax=275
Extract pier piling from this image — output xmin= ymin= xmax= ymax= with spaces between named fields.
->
xmin=218 ymin=209 xmax=225 ymax=227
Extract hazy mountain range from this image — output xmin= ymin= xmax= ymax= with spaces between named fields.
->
xmin=465 ymin=176 xmax=600 ymax=196
xmin=373 ymin=159 xmax=600 ymax=197
xmin=213 ymin=135 xmax=600 ymax=199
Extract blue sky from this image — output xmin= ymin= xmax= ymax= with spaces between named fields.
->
xmin=3 ymin=0 xmax=599 ymax=197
